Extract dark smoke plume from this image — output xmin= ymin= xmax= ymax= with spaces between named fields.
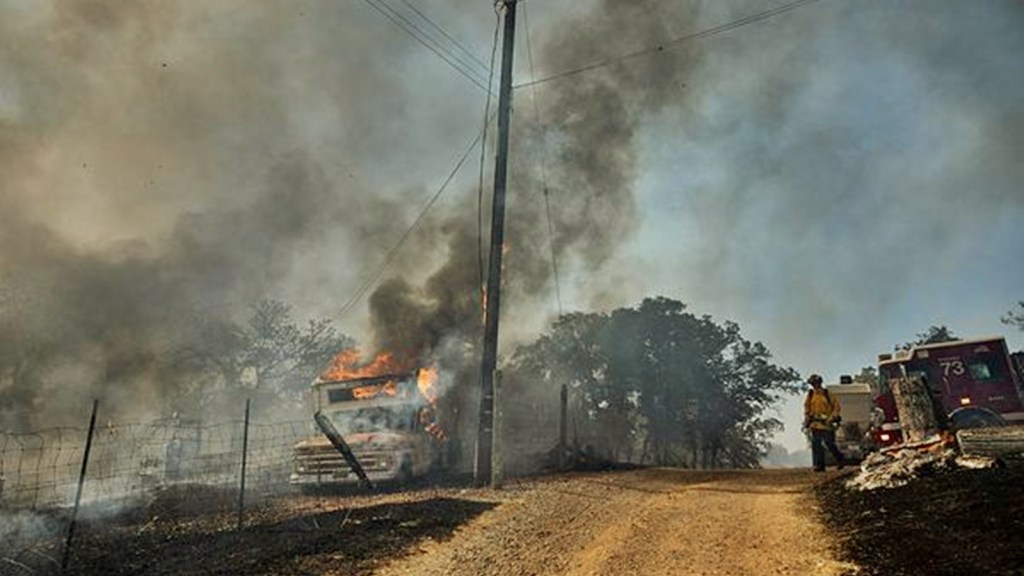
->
xmin=0 ymin=1 xmax=452 ymax=429
xmin=365 ymin=0 xmax=703 ymax=361
xmin=4 ymin=0 xmax=1019 ymax=441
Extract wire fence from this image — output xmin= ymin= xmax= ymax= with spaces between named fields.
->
xmin=0 ymin=412 xmax=320 ymax=576
xmin=0 ymin=419 xmax=314 ymax=513
xmin=0 ymin=387 xmax=570 ymax=575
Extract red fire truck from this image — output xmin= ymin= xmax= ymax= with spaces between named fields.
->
xmin=871 ymin=336 xmax=1024 ymax=446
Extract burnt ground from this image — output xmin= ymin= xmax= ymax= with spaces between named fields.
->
xmin=4 ymin=464 xmax=1024 ymax=575
xmin=68 ymin=497 xmax=495 ymax=576
xmin=3 ymin=483 xmax=497 ymax=576
xmin=815 ymin=460 xmax=1024 ymax=576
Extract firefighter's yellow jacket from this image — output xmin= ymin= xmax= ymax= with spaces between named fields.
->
xmin=804 ymin=388 xmax=841 ymax=431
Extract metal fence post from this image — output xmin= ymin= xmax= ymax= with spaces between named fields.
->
xmin=237 ymin=398 xmax=251 ymax=530
xmin=61 ymin=399 xmax=99 ymax=574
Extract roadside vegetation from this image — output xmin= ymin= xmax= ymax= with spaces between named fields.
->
xmin=507 ymin=296 xmax=802 ymax=468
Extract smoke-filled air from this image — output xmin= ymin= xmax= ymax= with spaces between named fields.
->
xmin=1 ymin=0 xmax=1022 ymax=457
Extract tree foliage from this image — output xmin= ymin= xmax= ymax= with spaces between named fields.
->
xmin=1002 ymin=302 xmax=1024 ymax=332
xmin=0 ymin=275 xmax=350 ymax=427
xmin=853 ymin=366 xmax=878 ymax=387
xmin=506 ymin=297 xmax=800 ymax=469
xmin=176 ymin=299 xmax=353 ymax=411
xmin=897 ymin=325 xmax=959 ymax=351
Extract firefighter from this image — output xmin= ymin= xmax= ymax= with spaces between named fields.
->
xmin=803 ymin=374 xmax=846 ymax=472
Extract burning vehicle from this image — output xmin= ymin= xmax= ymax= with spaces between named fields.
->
xmin=290 ymin=351 xmax=446 ymax=488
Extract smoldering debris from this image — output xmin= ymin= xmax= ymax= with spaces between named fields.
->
xmin=0 ymin=509 xmax=65 ymax=567
xmin=845 ymin=436 xmax=999 ymax=491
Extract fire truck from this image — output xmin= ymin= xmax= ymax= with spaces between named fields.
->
xmin=290 ymin=370 xmax=438 ymax=487
xmin=824 ymin=376 xmax=876 ymax=462
xmin=871 ymin=336 xmax=1024 ymax=446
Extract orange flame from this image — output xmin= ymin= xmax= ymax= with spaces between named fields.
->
xmin=319 ymin=349 xmax=410 ymax=382
xmin=351 ymin=381 xmax=398 ymax=399
xmin=417 ymin=365 xmax=439 ymax=403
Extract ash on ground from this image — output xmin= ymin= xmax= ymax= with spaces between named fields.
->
xmin=845 ymin=435 xmax=999 ymax=491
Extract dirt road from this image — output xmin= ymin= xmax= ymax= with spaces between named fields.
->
xmin=45 ymin=467 xmax=859 ymax=576
xmin=376 ymin=468 xmax=857 ymax=576
xmin=34 ymin=463 xmax=1022 ymax=575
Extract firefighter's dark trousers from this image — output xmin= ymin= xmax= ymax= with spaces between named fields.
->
xmin=810 ymin=428 xmax=845 ymax=471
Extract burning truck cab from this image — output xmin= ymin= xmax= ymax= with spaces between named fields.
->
xmin=291 ymin=354 xmax=443 ymax=488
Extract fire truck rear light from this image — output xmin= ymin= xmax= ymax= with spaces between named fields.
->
xmin=960 ymin=397 xmax=972 ymax=406
xmin=880 ymin=433 xmax=891 ymax=442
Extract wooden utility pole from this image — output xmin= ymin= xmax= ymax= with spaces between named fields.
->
xmin=476 ymin=0 xmax=517 ymax=486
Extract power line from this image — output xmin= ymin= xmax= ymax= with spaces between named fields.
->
xmin=398 ymin=0 xmax=490 ymax=73
xmin=365 ymin=0 xmax=489 ymax=87
xmin=478 ymin=8 xmax=503 ymax=302
xmin=376 ymin=0 xmax=489 ymax=80
xmin=513 ymin=0 xmax=822 ymax=90
xmin=338 ymin=115 xmax=496 ymax=319
xmin=356 ymin=0 xmax=492 ymax=93
xmin=522 ymin=0 xmax=563 ymax=317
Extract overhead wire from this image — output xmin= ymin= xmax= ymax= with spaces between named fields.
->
xmin=368 ymin=0 xmax=489 ymax=85
xmin=513 ymin=0 xmax=822 ymax=90
xmin=338 ymin=113 xmax=497 ymax=319
xmin=357 ymin=0 xmax=492 ymax=93
xmin=336 ymin=2 xmax=499 ymax=320
xmin=339 ymin=0 xmax=823 ymax=320
xmin=398 ymin=0 xmax=491 ymax=73
xmin=522 ymin=0 xmax=563 ymax=317
xmin=478 ymin=5 xmax=503 ymax=305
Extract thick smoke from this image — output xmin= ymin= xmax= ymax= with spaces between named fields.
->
xmin=366 ymin=0 xmax=703 ymax=360
xmin=352 ymin=2 xmax=707 ymax=469
xmin=631 ymin=0 xmax=1024 ymax=348
xmin=3 ymin=0 xmax=1019 ymax=446
xmin=0 ymin=157 xmax=357 ymax=427
xmin=0 ymin=1 xmax=442 ymax=429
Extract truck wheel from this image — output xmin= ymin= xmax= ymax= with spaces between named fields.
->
xmin=949 ymin=408 xmax=1006 ymax=430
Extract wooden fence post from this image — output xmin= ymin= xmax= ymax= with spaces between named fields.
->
xmin=491 ymin=370 xmax=504 ymax=489
xmin=558 ymin=383 xmax=568 ymax=470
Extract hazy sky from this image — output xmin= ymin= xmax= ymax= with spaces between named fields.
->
xmin=2 ymin=0 xmax=1022 ymax=449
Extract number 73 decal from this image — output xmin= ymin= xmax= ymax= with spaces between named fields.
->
xmin=939 ymin=359 xmax=965 ymax=376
